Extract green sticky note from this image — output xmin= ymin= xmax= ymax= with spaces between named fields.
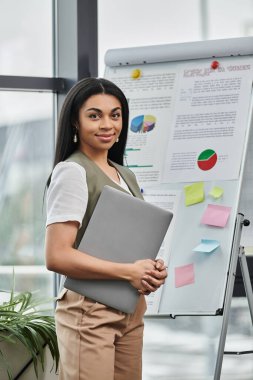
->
xmin=209 ymin=186 xmax=224 ymax=199
xmin=184 ymin=182 xmax=205 ymax=206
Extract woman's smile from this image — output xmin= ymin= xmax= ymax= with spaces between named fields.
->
xmin=95 ymin=133 xmax=115 ymax=142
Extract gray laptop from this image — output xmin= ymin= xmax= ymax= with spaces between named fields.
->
xmin=64 ymin=185 xmax=173 ymax=313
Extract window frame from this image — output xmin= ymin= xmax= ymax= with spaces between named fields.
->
xmin=0 ymin=0 xmax=98 ymax=93
xmin=0 ymin=0 xmax=98 ymax=295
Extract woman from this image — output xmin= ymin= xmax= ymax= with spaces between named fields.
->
xmin=45 ymin=77 xmax=167 ymax=380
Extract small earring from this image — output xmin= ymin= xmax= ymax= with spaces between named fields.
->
xmin=116 ymin=137 xmax=119 ymax=143
xmin=73 ymin=132 xmax=78 ymax=143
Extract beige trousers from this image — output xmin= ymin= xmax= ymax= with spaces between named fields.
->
xmin=55 ymin=288 xmax=146 ymax=380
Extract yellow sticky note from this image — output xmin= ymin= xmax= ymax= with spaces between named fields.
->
xmin=131 ymin=68 xmax=141 ymax=79
xmin=209 ymin=186 xmax=224 ymax=199
xmin=184 ymin=182 xmax=205 ymax=206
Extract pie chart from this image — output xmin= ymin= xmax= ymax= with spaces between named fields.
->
xmin=197 ymin=149 xmax=217 ymax=171
xmin=130 ymin=115 xmax=156 ymax=133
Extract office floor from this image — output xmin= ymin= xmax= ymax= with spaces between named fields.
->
xmin=143 ymin=297 xmax=253 ymax=380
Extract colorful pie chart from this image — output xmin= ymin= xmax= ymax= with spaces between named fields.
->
xmin=130 ymin=115 xmax=156 ymax=133
xmin=197 ymin=149 xmax=217 ymax=171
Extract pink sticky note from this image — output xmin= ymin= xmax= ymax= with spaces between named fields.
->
xmin=201 ymin=204 xmax=231 ymax=227
xmin=175 ymin=263 xmax=195 ymax=288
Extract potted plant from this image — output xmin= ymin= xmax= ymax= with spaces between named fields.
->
xmin=0 ymin=282 xmax=59 ymax=380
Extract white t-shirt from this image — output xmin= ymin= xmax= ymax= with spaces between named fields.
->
xmin=46 ymin=161 xmax=130 ymax=228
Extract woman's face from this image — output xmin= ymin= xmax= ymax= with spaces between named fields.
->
xmin=77 ymin=93 xmax=122 ymax=157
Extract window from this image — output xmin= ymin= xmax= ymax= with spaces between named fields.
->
xmin=0 ymin=0 xmax=96 ymax=298
xmin=98 ymin=0 xmax=201 ymax=75
xmin=0 ymin=0 xmax=53 ymax=77
xmin=0 ymin=92 xmax=55 ymax=292
xmin=0 ymin=0 xmax=55 ymax=296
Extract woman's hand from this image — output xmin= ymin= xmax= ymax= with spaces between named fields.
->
xmin=139 ymin=258 xmax=168 ymax=295
xmin=129 ymin=258 xmax=168 ymax=295
xmin=129 ymin=259 xmax=156 ymax=291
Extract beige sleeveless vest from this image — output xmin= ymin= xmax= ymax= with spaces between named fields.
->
xmin=66 ymin=150 xmax=143 ymax=247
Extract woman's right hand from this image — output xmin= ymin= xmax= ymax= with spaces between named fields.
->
xmin=130 ymin=259 xmax=165 ymax=292
xmin=130 ymin=259 xmax=168 ymax=295
xmin=130 ymin=259 xmax=156 ymax=291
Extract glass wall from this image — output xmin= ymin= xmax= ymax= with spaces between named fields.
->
xmin=207 ymin=0 xmax=253 ymax=39
xmin=98 ymin=0 xmax=201 ymax=75
xmin=98 ymin=0 xmax=253 ymax=75
xmin=0 ymin=92 xmax=54 ymax=292
xmin=0 ymin=0 xmax=53 ymax=76
xmin=0 ymin=0 xmax=55 ymax=296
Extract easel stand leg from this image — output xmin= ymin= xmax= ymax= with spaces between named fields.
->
xmin=239 ymin=247 xmax=253 ymax=324
xmin=213 ymin=214 xmax=244 ymax=380
xmin=214 ymin=214 xmax=253 ymax=379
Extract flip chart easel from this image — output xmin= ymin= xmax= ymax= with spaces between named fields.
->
xmin=104 ymin=36 xmax=253 ymax=379
xmin=214 ymin=213 xmax=253 ymax=379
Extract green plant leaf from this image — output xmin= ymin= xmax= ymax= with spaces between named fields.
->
xmin=0 ymin=274 xmax=59 ymax=379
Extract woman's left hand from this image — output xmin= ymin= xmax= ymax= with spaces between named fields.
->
xmin=138 ymin=259 xmax=168 ymax=295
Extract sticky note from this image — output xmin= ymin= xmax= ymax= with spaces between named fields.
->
xmin=193 ymin=239 xmax=220 ymax=253
xmin=184 ymin=182 xmax=204 ymax=206
xmin=209 ymin=186 xmax=224 ymax=199
xmin=131 ymin=68 xmax=141 ymax=79
xmin=175 ymin=263 xmax=195 ymax=288
xmin=201 ymin=204 xmax=231 ymax=227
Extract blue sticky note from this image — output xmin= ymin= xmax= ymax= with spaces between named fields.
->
xmin=193 ymin=239 xmax=220 ymax=253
